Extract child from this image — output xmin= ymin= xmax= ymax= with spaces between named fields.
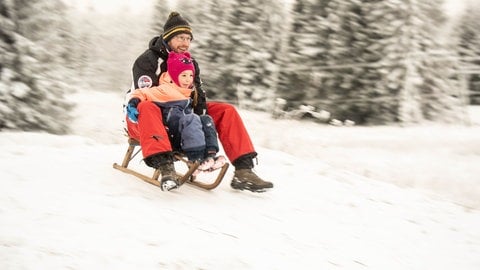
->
xmin=127 ymin=51 xmax=224 ymax=173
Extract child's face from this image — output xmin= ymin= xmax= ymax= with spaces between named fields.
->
xmin=177 ymin=70 xmax=194 ymax=88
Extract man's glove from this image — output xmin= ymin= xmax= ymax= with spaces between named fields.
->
xmin=126 ymin=98 xmax=140 ymax=123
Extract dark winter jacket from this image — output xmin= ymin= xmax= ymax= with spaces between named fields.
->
xmin=132 ymin=36 xmax=207 ymax=115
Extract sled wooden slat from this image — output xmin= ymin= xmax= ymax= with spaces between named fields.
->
xmin=187 ymin=163 xmax=229 ymax=190
xmin=113 ymin=163 xmax=161 ymax=187
xmin=112 ymin=162 xmax=202 ymax=188
xmin=121 ymin=144 xmax=136 ymax=167
xmin=113 ymin=139 xmax=228 ymax=191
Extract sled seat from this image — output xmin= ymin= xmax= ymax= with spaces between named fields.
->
xmin=112 ymin=138 xmax=229 ymax=190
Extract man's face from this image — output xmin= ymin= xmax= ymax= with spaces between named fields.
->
xmin=168 ymin=34 xmax=192 ymax=53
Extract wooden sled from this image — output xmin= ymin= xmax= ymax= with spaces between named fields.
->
xmin=112 ymin=138 xmax=229 ymax=190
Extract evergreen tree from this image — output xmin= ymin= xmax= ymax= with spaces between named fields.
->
xmin=321 ymin=0 xmax=392 ymax=124
xmin=456 ymin=1 xmax=480 ymax=105
xmin=0 ymin=0 xmax=18 ymax=131
xmin=178 ymin=0 xmax=234 ymax=102
xmin=320 ymin=0 xmax=462 ymax=124
xmin=281 ymin=0 xmax=462 ymax=124
xmin=151 ymin=0 xmax=171 ymax=36
xmin=68 ymin=4 xmax=95 ymax=85
xmin=14 ymin=0 xmax=74 ymax=68
xmin=0 ymin=0 xmax=16 ymax=74
xmin=0 ymin=0 xmax=73 ymax=134
xmin=222 ymin=0 xmax=286 ymax=110
xmin=277 ymin=0 xmax=331 ymax=111
xmin=393 ymin=0 xmax=462 ymax=123
xmin=68 ymin=4 xmax=153 ymax=92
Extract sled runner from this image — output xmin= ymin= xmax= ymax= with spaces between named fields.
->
xmin=113 ymin=138 xmax=229 ymax=190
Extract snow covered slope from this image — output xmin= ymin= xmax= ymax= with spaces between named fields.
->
xmin=0 ymin=90 xmax=479 ymax=269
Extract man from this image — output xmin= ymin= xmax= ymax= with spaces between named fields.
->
xmin=126 ymin=11 xmax=273 ymax=192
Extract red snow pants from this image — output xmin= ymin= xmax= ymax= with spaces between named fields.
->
xmin=126 ymin=101 xmax=256 ymax=163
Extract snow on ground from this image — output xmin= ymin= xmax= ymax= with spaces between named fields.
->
xmin=1 ymin=90 xmax=479 ymax=269
xmin=242 ymin=108 xmax=480 ymax=210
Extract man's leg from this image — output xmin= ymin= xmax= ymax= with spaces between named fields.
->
xmin=206 ymin=102 xmax=255 ymax=162
xmin=207 ymin=102 xmax=273 ymax=191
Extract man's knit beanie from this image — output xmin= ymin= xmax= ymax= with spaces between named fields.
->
xmin=162 ymin=11 xmax=193 ymax=42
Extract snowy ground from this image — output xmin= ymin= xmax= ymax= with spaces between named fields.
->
xmin=1 ymin=90 xmax=479 ymax=269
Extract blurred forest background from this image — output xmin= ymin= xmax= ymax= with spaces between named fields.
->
xmin=1 ymin=0 xmax=479 ymax=134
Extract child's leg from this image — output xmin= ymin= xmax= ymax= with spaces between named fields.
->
xmin=200 ymin=114 xmax=219 ymax=157
xmin=179 ymin=113 xmax=206 ymax=161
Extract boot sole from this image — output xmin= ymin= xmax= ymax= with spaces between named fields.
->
xmin=230 ymin=180 xmax=272 ymax=193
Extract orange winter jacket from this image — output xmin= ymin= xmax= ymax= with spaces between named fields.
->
xmin=131 ymin=72 xmax=192 ymax=103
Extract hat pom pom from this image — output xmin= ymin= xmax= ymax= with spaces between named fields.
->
xmin=168 ymin=11 xmax=180 ymax=19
